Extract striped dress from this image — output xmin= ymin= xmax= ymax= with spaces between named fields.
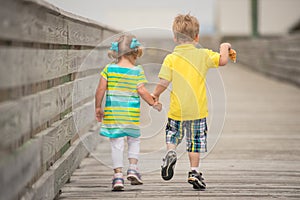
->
xmin=100 ymin=64 xmax=147 ymax=138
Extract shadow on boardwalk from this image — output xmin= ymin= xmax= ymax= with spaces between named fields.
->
xmin=59 ymin=64 xmax=300 ymax=200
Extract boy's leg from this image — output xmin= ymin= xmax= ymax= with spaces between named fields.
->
xmin=161 ymin=118 xmax=183 ymax=181
xmin=110 ymin=138 xmax=125 ymax=191
xmin=167 ymin=143 xmax=177 ymax=150
xmin=127 ymin=137 xmax=143 ymax=185
xmin=186 ymin=119 xmax=207 ymax=190
xmin=188 ymin=152 xmax=200 ymax=170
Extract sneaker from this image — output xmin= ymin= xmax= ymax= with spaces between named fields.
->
xmin=161 ymin=150 xmax=177 ymax=181
xmin=112 ymin=173 xmax=124 ymax=191
xmin=187 ymin=170 xmax=206 ymax=190
xmin=127 ymin=169 xmax=143 ymax=185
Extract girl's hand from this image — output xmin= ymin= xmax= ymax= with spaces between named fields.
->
xmin=95 ymin=107 xmax=104 ymax=122
xmin=153 ymin=101 xmax=162 ymax=112
xmin=151 ymin=93 xmax=159 ymax=102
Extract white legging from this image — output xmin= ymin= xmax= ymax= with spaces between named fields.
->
xmin=110 ymin=136 xmax=140 ymax=169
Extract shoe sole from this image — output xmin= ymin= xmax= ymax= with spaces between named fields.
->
xmin=188 ymin=177 xmax=206 ymax=190
xmin=161 ymin=154 xmax=177 ymax=181
xmin=112 ymin=184 xmax=124 ymax=191
xmin=127 ymin=174 xmax=143 ymax=185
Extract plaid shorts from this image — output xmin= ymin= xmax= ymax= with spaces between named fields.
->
xmin=165 ymin=118 xmax=207 ymax=153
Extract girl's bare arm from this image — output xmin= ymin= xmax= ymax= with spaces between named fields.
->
xmin=138 ymin=84 xmax=162 ymax=111
xmin=95 ymin=77 xmax=107 ymax=122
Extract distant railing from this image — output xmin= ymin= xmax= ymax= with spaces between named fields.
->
xmin=227 ymin=34 xmax=300 ymax=86
xmin=0 ymin=0 xmax=120 ymax=199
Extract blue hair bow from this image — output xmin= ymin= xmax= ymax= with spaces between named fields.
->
xmin=130 ymin=38 xmax=141 ymax=49
xmin=110 ymin=42 xmax=119 ymax=52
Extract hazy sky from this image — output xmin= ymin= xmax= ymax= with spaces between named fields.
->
xmin=45 ymin=0 xmax=216 ymax=34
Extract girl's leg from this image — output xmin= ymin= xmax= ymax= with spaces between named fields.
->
xmin=110 ymin=137 xmax=125 ymax=191
xmin=127 ymin=136 xmax=140 ymax=168
xmin=127 ymin=137 xmax=143 ymax=185
xmin=110 ymin=137 xmax=125 ymax=173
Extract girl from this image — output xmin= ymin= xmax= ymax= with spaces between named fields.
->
xmin=95 ymin=34 xmax=162 ymax=191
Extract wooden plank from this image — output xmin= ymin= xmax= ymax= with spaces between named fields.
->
xmin=67 ymin=20 xmax=103 ymax=46
xmin=0 ymin=82 xmax=73 ymax=149
xmin=0 ymin=77 xmax=99 ymax=150
xmin=58 ymin=82 xmax=74 ymax=112
xmin=0 ymin=137 xmax=42 ymax=200
xmin=40 ymin=113 xmax=75 ymax=170
xmin=40 ymin=101 xmax=96 ymax=171
xmin=67 ymin=49 xmax=104 ymax=74
xmin=0 ymin=0 xmax=119 ymax=45
xmin=23 ymin=170 xmax=55 ymax=200
xmin=0 ymin=0 xmax=67 ymax=44
xmin=103 ymin=29 xmax=118 ymax=41
xmin=0 ymin=47 xmax=68 ymax=89
xmin=60 ymin=6 xmax=120 ymax=46
xmin=32 ymin=82 xmax=73 ymax=128
xmin=52 ymin=131 xmax=98 ymax=196
xmin=80 ymin=124 xmax=101 ymax=154
xmin=0 ymin=47 xmax=105 ymax=89
xmin=73 ymin=101 xmax=97 ymax=133
xmin=57 ymin=3 xmax=120 ymax=35
xmin=0 ymin=97 xmax=33 ymax=149
xmin=72 ymin=75 xmax=99 ymax=106
xmin=20 ymin=127 xmax=100 ymax=200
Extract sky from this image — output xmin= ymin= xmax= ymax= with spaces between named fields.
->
xmin=45 ymin=0 xmax=216 ymax=35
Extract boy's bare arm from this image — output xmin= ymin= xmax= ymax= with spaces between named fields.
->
xmin=152 ymin=78 xmax=170 ymax=100
xmin=219 ymin=43 xmax=232 ymax=66
xmin=95 ymin=77 xmax=107 ymax=122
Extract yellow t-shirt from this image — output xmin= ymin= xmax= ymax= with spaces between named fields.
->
xmin=159 ymin=44 xmax=220 ymax=120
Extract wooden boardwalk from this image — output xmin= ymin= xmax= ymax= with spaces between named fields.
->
xmin=58 ymin=64 xmax=300 ymax=200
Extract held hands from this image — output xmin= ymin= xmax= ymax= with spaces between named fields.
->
xmin=151 ymin=94 xmax=162 ymax=112
xmin=153 ymin=101 xmax=162 ymax=112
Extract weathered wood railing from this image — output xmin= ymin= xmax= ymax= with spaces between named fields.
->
xmin=226 ymin=34 xmax=300 ymax=86
xmin=0 ymin=0 xmax=120 ymax=199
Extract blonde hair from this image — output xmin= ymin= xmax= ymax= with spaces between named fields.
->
xmin=108 ymin=34 xmax=143 ymax=64
xmin=172 ymin=14 xmax=199 ymax=42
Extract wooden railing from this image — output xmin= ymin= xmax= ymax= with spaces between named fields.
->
xmin=0 ymin=0 xmax=120 ymax=199
xmin=227 ymin=34 xmax=300 ymax=86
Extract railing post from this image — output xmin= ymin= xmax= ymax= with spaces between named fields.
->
xmin=251 ymin=0 xmax=259 ymax=37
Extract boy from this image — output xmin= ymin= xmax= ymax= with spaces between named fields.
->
xmin=152 ymin=14 xmax=234 ymax=190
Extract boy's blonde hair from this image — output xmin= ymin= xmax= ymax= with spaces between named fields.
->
xmin=108 ymin=34 xmax=143 ymax=64
xmin=172 ymin=14 xmax=199 ymax=42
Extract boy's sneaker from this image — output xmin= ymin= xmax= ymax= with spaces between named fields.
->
xmin=127 ymin=169 xmax=143 ymax=185
xmin=161 ymin=150 xmax=177 ymax=181
xmin=187 ymin=170 xmax=206 ymax=190
xmin=112 ymin=173 xmax=124 ymax=191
